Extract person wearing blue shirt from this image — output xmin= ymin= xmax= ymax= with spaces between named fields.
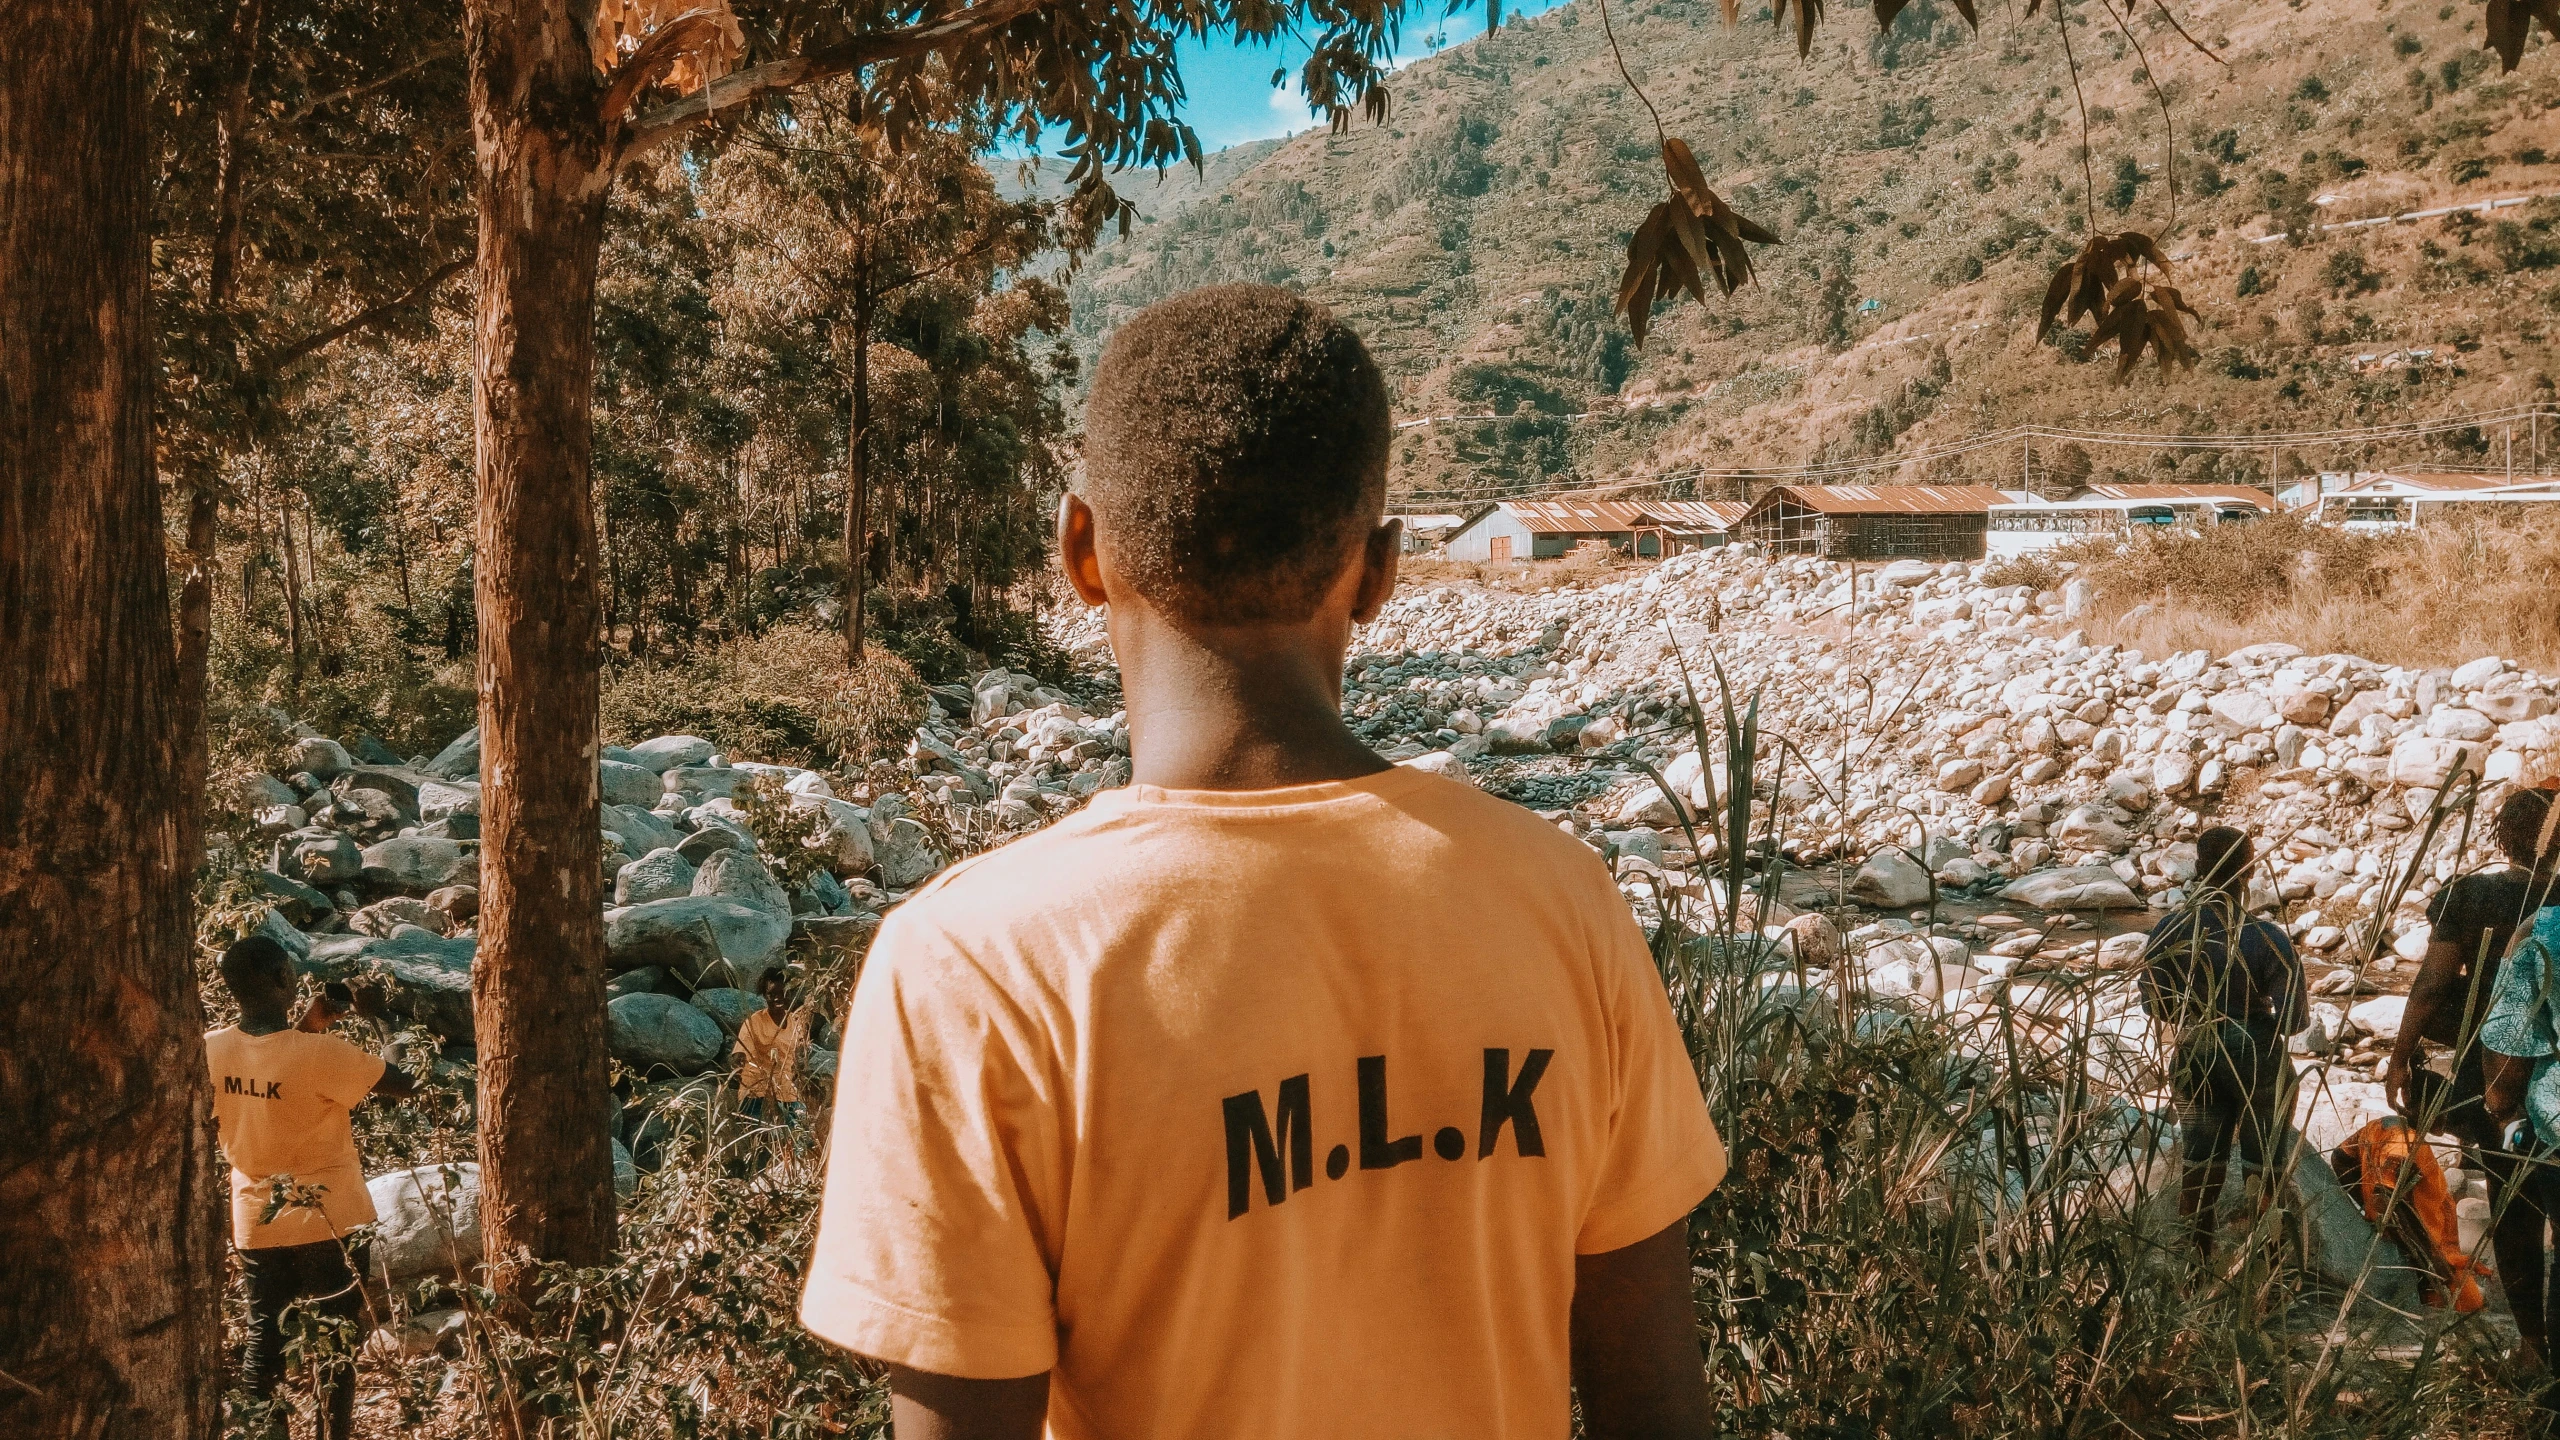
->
xmin=2482 ymin=867 xmax=2560 ymax=1381
xmin=2139 ymin=825 xmax=2306 ymax=1261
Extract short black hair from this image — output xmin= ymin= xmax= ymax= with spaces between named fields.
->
xmin=758 ymin=968 xmax=790 ymax=997
xmin=1082 ymin=285 xmax=1392 ymax=624
xmin=2498 ymin=787 xmax=2560 ymax=871
xmin=2195 ymin=826 xmax=2253 ymax=891
xmin=219 ymin=934 xmax=294 ymax=995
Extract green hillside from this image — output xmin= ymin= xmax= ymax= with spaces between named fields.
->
xmin=1066 ymin=0 xmax=2560 ymax=502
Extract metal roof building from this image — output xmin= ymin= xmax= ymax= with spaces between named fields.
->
xmin=2067 ymin=483 xmax=2274 ymax=510
xmin=1736 ymin=484 xmax=2021 ymax=560
xmin=1442 ymin=497 xmax=1747 ymax=562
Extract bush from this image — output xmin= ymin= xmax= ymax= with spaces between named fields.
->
xmin=1976 ymin=553 xmax=2061 ymax=591
xmin=600 ymin=624 xmax=926 ymax=767
xmin=2075 ymin=511 xmax=2560 ymax=669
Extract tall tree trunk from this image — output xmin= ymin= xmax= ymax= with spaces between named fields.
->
xmin=462 ymin=0 xmax=617 ymax=1301
xmin=845 ymin=297 xmax=873 ymax=664
xmin=176 ymin=0 xmax=270 ymax=855
xmin=0 ymin=1 xmax=224 ymax=1434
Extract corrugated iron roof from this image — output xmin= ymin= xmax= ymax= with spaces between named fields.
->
xmin=2073 ymin=483 xmax=2274 ymax=508
xmin=2335 ymin=471 xmax=2518 ymax=494
xmin=1501 ymin=498 xmax=1748 ymax=533
xmin=1742 ymin=484 xmax=2013 ymax=518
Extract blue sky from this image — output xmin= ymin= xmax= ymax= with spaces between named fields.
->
xmin=1174 ymin=0 xmax=1572 ymax=151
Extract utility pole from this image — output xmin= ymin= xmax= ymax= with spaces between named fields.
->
xmin=2022 ymin=435 xmax=2033 ymax=497
xmin=2508 ymin=424 xmax=2516 ymax=485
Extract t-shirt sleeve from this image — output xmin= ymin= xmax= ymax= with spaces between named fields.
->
xmin=309 ymin=1034 xmax=388 ymax=1107
xmin=800 ymin=914 xmax=1063 ymax=1378
xmin=2428 ymin=877 xmax=2489 ymax=964
xmin=1574 ymin=900 xmax=1726 ymax=1256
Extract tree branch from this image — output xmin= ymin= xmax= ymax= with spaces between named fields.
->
xmin=614 ymin=0 xmax=1050 ymax=164
xmin=256 ymin=257 xmax=468 ymax=376
xmin=261 ymin=46 xmax=459 ymax=132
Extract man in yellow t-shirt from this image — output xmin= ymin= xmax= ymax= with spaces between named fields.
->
xmin=205 ymin=935 xmax=415 ymax=1438
xmin=737 ymin=968 xmax=811 ymax=1131
xmin=800 ymin=286 xmax=1726 ymax=1440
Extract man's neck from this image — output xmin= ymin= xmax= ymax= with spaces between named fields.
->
xmin=238 ymin=1008 xmax=290 ymax=1036
xmin=1113 ymin=609 xmax=1389 ymax=792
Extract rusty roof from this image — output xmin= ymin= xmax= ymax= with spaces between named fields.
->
xmin=2072 ymin=484 xmax=2274 ymax=508
xmin=1501 ymin=498 xmax=1749 ymax=533
xmin=1742 ymin=484 xmax=2014 ymax=518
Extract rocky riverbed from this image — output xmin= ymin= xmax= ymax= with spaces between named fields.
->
xmin=230 ymin=541 xmax=2556 ymax=1305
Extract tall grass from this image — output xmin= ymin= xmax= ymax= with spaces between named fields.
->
xmin=2071 ymin=512 xmax=2560 ymax=672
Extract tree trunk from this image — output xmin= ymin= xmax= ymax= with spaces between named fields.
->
xmin=463 ymin=0 xmax=618 ymax=1302
xmin=277 ymin=479 xmax=305 ymax=699
xmin=0 ymin=1 xmax=224 ymax=1434
xmin=845 ymin=298 xmax=873 ymax=664
xmin=176 ymin=0 xmax=269 ymax=855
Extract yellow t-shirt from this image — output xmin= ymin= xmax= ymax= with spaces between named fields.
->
xmin=738 ymin=1006 xmax=809 ymax=1103
xmin=204 ymin=1025 xmax=387 ymax=1249
xmin=800 ymin=768 xmax=1725 ymax=1439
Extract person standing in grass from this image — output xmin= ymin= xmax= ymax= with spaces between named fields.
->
xmin=2388 ymin=786 xmax=2560 ymax=1367
xmin=2139 ymin=825 xmax=2307 ymax=1260
xmin=205 ymin=935 xmax=416 ymax=1438
xmin=799 ymin=284 xmax=1726 ymax=1440
xmin=737 ymin=967 xmax=811 ymax=1129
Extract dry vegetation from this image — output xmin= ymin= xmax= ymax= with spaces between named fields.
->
xmin=2072 ymin=512 xmax=2560 ymax=670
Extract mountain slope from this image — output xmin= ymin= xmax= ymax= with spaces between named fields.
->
xmin=1065 ymin=0 xmax=2560 ymax=502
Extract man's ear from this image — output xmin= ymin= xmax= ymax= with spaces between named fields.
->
xmin=1349 ymin=518 xmax=1402 ymax=626
xmin=1056 ymin=494 xmax=1107 ymax=607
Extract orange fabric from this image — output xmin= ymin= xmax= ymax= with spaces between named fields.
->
xmin=2340 ymin=1118 xmax=2485 ymax=1313
xmin=737 ymin=1006 xmax=809 ymax=1102
xmin=801 ymin=768 xmax=1725 ymax=1440
xmin=204 ymin=1026 xmax=387 ymax=1249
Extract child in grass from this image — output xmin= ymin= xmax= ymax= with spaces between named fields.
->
xmin=799 ymin=284 xmax=1725 ymax=1439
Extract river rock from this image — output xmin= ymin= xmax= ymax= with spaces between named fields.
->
xmin=2001 ymin=866 xmax=2145 ymax=910
xmin=689 ymin=986 xmax=760 ymax=1035
xmin=600 ymin=759 xmax=662 ymax=807
xmin=676 ymin=824 xmax=743 ymax=865
xmin=608 ymin=992 xmax=724 ymax=1077
xmin=369 ymin=1162 xmax=482 ymax=1285
xmin=1848 ymin=850 xmax=1933 ymax=908
xmin=350 ymin=897 xmax=451 ymax=939
xmin=628 ymin=735 xmax=717 ymax=773
xmin=360 ymin=836 xmax=470 ymax=896
xmin=290 ymin=737 xmax=352 ymax=781
xmin=604 ymin=802 xmax=681 ymax=856
xmin=289 ymin=830 xmax=364 ymax=885
xmin=300 ymin=930 xmax=476 ymax=1041
xmin=663 ymin=765 xmax=753 ymax=802
xmin=694 ymin=848 xmax=791 ymax=917
xmin=873 ymin=815 xmax=944 ymax=888
xmin=615 ymin=847 xmax=697 ymax=905
xmin=422 ymin=727 xmax=480 ymax=780
xmin=2389 ymin=737 xmax=2482 ymax=789
xmin=602 ymin=896 xmax=789 ymax=989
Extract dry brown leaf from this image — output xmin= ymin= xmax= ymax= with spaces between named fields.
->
xmin=591 ymin=1 xmax=743 ymax=98
xmin=1614 ymin=139 xmax=1780 ymax=343
xmin=1774 ymin=0 xmax=1823 ymax=58
xmin=2038 ymin=230 xmax=2201 ymax=382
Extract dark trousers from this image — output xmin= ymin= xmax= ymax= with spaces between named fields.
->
xmin=2441 ymin=1043 xmax=2560 ymax=1363
xmin=239 ymin=1239 xmax=365 ymax=1438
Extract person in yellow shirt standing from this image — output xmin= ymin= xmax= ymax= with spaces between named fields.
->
xmin=737 ymin=968 xmax=810 ymax=1132
xmin=799 ymin=286 xmax=1726 ymax=1440
xmin=204 ymin=935 xmax=415 ymax=1438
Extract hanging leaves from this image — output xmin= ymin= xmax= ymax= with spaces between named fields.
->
xmin=1772 ymin=0 xmax=1825 ymax=58
xmin=592 ymin=1 xmax=744 ymax=120
xmin=1874 ymin=0 xmax=1977 ymax=35
xmin=2486 ymin=0 xmax=2560 ymax=71
xmin=2037 ymin=232 xmax=2199 ymax=381
xmin=1615 ymin=139 xmax=1778 ymax=345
